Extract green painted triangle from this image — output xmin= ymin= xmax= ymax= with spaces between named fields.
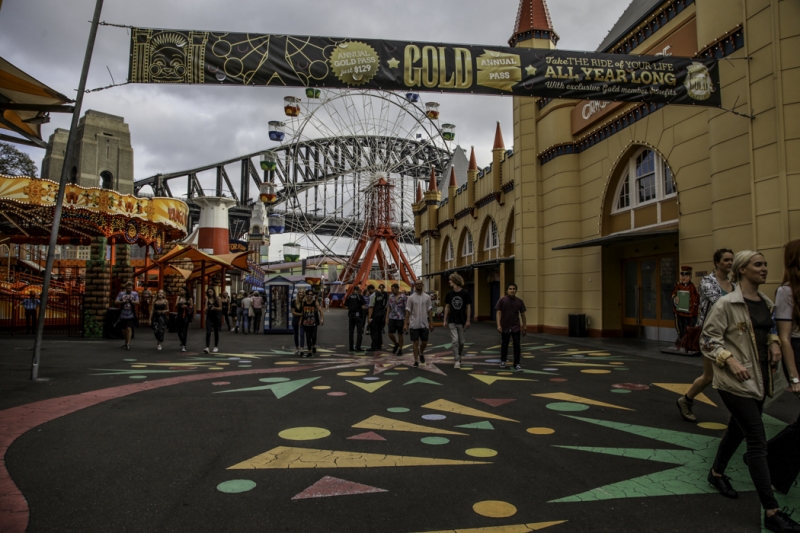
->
xmin=455 ymin=420 xmax=495 ymax=430
xmin=404 ymin=377 xmax=442 ymax=386
xmin=214 ymin=377 xmax=320 ymax=398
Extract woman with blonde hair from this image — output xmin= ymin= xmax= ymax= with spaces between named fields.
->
xmin=701 ymin=250 xmax=796 ymax=532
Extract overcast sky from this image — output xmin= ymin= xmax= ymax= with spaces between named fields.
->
xmin=1 ymin=0 xmax=630 ymax=260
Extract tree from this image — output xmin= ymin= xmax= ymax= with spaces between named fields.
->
xmin=0 ymin=141 xmax=38 ymax=177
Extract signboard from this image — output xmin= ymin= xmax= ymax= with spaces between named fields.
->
xmin=229 ymin=240 xmax=247 ymax=253
xmin=129 ymin=29 xmax=721 ymax=107
xmin=570 ymin=18 xmax=701 ymax=134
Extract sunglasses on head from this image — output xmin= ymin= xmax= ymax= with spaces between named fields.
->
xmin=680 ymin=271 xmax=691 ymax=276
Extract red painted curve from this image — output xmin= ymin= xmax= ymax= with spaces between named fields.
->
xmin=0 ymin=365 xmax=316 ymax=533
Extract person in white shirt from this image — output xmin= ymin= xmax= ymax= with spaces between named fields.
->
xmin=251 ymin=291 xmax=264 ymax=333
xmin=240 ymin=293 xmax=253 ymax=334
xmin=404 ymin=280 xmax=434 ymax=367
xmin=324 ymin=295 xmax=330 ymax=310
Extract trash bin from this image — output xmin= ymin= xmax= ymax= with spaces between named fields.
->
xmin=568 ymin=313 xmax=586 ymax=337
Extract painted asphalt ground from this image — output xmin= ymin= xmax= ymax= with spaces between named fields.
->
xmin=1 ymin=310 xmax=799 ymax=533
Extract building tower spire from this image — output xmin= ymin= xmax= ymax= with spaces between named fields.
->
xmin=509 ymin=0 xmax=559 ymax=47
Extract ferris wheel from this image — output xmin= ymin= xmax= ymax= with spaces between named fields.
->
xmin=260 ymin=89 xmax=455 ymax=283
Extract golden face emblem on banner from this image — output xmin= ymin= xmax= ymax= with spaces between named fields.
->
xmin=476 ymin=50 xmax=521 ymax=92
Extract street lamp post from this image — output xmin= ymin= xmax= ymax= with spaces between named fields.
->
xmin=31 ymin=0 xmax=104 ymax=380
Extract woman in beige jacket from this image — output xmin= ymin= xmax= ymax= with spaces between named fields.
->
xmin=700 ymin=250 xmax=796 ymax=532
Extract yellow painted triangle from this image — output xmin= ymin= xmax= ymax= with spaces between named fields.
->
xmin=228 ymin=446 xmax=488 ymax=469
xmin=652 ymin=383 xmax=717 ymax=406
xmin=346 ymin=380 xmax=391 ymax=393
xmin=469 ymin=374 xmax=536 ymax=385
xmin=412 ymin=521 xmax=567 ymax=532
xmin=549 ymin=362 xmax=616 ymax=367
xmin=422 ymin=399 xmax=518 ymax=422
xmin=533 ymin=392 xmax=633 ymax=411
xmin=353 ymin=415 xmax=467 ymax=435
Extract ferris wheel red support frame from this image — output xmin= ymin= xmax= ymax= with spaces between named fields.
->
xmin=339 ymin=176 xmax=417 ymax=299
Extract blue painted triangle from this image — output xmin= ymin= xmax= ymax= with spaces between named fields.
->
xmin=214 ymin=377 xmax=320 ymax=398
xmin=455 ymin=420 xmax=495 ymax=430
xmin=403 ymin=377 xmax=442 ymax=386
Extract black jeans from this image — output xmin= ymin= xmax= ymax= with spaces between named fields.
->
xmin=222 ymin=303 xmax=231 ymax=330
xmin=713 ymin=366 xmax=778 ymax=510
xmin=205 ymin=315 xmax=220 ymax=348
xmin=252 ymin=309 xmax=262 ymax=333
xmin=25 ymin=309 xmax=37 ymax=333
xmin=177 ymin=320 xmax=189 ymax=346
xmin=292 ymin=317 xmax=305 ymax=349
xmin=501 ymin=331 xmax=521 ymax=365
xmin=348 ymin=316 xmax=363 ymax=350
xmin=369 ymin=315 xmax=384 ymax=350
xmin=304 ymin=325 xmax=317 ymax=352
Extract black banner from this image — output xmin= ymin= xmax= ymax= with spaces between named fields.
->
xmin=129 ymin=29 xmax=721 ymax=107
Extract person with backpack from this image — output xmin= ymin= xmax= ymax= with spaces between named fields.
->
xmin=367 ymin=282 xmax=388 ymax=351
xmin=345 ymin=286 xmax=366 ymax=352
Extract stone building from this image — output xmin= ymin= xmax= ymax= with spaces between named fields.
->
xmin=41 ymin=109 xmax=134 ymax=194
xmin=415 ymin=0 xmax=799 ymax=340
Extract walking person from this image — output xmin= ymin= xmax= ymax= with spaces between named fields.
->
xmin=150 ymin=289 xmax=169 ymax=351
xmin=367 ymin=282 xmax=388 ymax=351
xmin=495 ymin=283 xmax=527 ymax=371
xmin=175 ymin=286 xmax=194 ymax=352
xmin=324 ymin=294 xmax=330 ymax=310
xmin=239 ymin=291 xmax=252 ymax=334
xmin=701 ymin=251 xmax=799 ymax=533
xmin=301 ymin=290 xmax=324 ymax=357
xmin=404 ymin=280 xmax=434 ymax=367
xmin=220 ymin=290 xmax=232 ymax=331
xmin=345 ymin=286 xmax=366 ymax=352
xmin=291 ymin=289 xmax=307 ymax=356
xmin=443 ymin=273 xmax=472 ymax=369
xmin=386 ymin=283 xmax=408 ymax=356
xmin=772 ymin=239 xmax=800 ymax=494
xmin=677 ymin=248 xmax=735 ymax=421
xmin=115 ymin=281 xmax=139 ymax=351
xmin=204 ymin=287 xmax=222 ymax=354
xmin=20 ymin=290 xmax=40 ymax=334
xmin=363 ymin=285 xmax=374 ymax=337
xmin=251 ymin=291 xmax=264 ymax=333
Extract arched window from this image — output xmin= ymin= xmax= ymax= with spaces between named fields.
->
xmin=462 ymin=231 xmax=474 ymax=257
xmin=484 ymin=220 xmax=498 ymax=250
xmin=100 ymin=171 xmax=114 ymax=190
xmin=613 ymin=148 xmax=675 ymax=213
xmin=445 ymin=240 xmax=454 ymax=262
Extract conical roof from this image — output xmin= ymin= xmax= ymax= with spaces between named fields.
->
xmin=428 ymin=166 xmax=438 ymax=191
xmin=510 ymin=0 xmax=558 ymax=46
xmin=448 ymin=167 xmax=457 ymax=188
xmin=493 ymin=122 xmax=505 ymax=151
xmin=469 ymin=146 xmax=478 ymax=171
xmin=416 ymin=182 xmax=423 ymax=202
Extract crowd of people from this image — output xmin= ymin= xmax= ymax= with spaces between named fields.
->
xmin=108 ymin=239 xmax=800 ymax=532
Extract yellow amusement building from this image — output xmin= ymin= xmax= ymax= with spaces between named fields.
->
xmin=415 ymin=0 xmax=799 ymax=341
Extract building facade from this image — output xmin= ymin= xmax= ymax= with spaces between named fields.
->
xmin=415 ymin=0 xmax=799 ymax=340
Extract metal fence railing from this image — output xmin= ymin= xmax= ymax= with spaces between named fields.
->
xmin=0 ymin=293 xmax=84 ymax=337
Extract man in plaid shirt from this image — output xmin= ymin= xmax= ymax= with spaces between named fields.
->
xmin=21 ymin=290 xmax=40 ymax=334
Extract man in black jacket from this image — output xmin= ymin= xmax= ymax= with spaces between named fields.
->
xmin=345 ymin=286 xmax=366 ymax=352
xmin=367 ymin=284 xmax=387 ymax=351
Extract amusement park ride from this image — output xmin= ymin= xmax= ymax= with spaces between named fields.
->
xmin=140 ymin=87 xmax=457 ymax=291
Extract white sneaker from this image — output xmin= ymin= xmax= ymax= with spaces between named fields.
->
xmin=454 ymin=362 xmax=461 ymax=369
xmin=203 ymin=348 xmax=210 ymax=353
xmin=181 ymin=346 xmax=186 ymax=352
xmin=212 ymin=347 xmax=219 ymax=353
xmin=157 ymin=345 xmax=162 ymax=351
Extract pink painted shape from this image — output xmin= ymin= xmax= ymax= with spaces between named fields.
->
xmin=347 ymin=431 xmax=386 ymax=441
xmin=612 ymin=383 xmax=650 ymax=391
xmin=212 ymin=382 xmax=231 ymax=386
xmin=327 ymin=392 xmax=347 ymax=396
xmin=474 ymin=398 xmax=516 ymax=407
xmin=550 ymin=378 xmax=568 ymax=382
xmin=291 ymin=476 xmax=388 ymax=500
xmin=0 ymin=365 xmax=317 ymax=533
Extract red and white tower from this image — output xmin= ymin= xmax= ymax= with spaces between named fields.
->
xmin=194 ymin=197 xmax=237 ymax=255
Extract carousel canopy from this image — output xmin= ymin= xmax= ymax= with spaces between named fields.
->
xmin=0 ymin=175 xmax=189 ymax=248
xmin=135 ymin=245 xmax=253 ymax=280
xmin=0 ymin=56 xmax=74 ymax=148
